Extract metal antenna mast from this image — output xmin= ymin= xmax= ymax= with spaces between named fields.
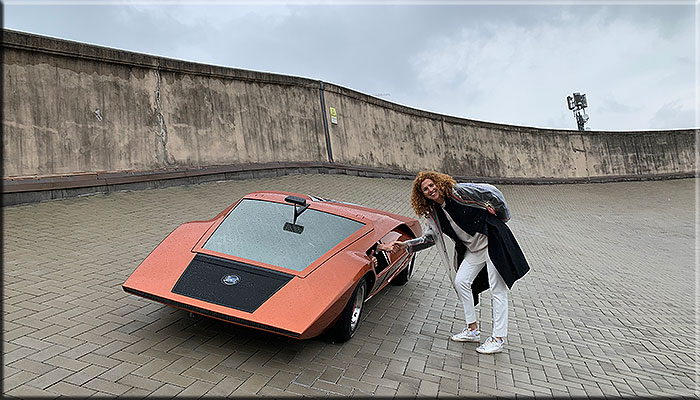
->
xmin=566 ymin=92 xmax=590 ymax=131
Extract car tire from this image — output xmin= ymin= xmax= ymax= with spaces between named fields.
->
xmin=330 ymin=277 xmax=367 ymax=343
xmin=391 ymin=256 xmax=414 ymax=286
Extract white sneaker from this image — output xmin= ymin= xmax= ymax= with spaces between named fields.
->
xmin=476 ymin=336 xmax=504 ymax=354
xmin=450 ymin=328 xmax=480 ymax=342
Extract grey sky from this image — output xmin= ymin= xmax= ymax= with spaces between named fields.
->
xmin=4 ymin=1 xmax=697 ymax=131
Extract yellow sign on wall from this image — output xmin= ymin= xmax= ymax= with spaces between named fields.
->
xmin=329 ymin=107 xmax=338 ymax=124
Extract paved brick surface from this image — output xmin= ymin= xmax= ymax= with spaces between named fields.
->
xmin=3 ymin=174 xmax=697 ymax=398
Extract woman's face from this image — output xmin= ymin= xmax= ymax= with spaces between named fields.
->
xmin=420 ymin=178 xmax=444 ymax=204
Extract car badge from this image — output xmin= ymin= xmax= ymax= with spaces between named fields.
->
xmin=221 ymin=274 xmax=241 ymax=286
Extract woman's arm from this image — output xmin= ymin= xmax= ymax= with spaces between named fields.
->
xmin=388 ymin=223 xmax=436 ymax=253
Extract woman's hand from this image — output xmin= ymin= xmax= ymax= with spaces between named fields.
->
xmin=377 ymin=241 xmax=407 ymax=254
xmin=376 ymin=243 xmax=394 ymax=253
xmin=369 ymin=256 xmax=378 ymax=269
xmin=389 ymin=241 xmax=407 ymax=253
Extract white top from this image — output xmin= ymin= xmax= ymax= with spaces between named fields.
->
xmin=441 ymin=202 xmax=489 ymax=265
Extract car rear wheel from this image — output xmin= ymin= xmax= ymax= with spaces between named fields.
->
xmin=392 ymin=256 xmax=414 ymax=286
xmin=330 ymin=277 xmax=367 ymax=343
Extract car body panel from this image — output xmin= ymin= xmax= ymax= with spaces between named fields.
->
xmin=122 ymin=190 xmax=421 ymax=339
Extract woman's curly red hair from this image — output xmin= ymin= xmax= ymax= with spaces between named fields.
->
xmin=410 ymin=171 xmax=456 ymax=217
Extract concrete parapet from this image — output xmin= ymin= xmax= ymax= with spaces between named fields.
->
xmin=3 ymin=29 xmax=696 ymax=204
xmin=3 ymin=29 xmax=327 ymax=179
xmin=321 ymin=82 xmax=696 ymax=179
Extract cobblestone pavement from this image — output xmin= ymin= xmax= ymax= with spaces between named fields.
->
xmin=3 ymin=174 xmax=697 ymax=398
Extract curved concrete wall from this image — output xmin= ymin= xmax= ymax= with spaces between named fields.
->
xmin=3 ymin=30 xmax=328 ymax=179
xmin=3 ymin=30 xmax=696 ymax=190
xmin=323 ymin=85 xmax=695 ymax=180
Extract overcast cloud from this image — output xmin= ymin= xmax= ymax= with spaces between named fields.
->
xmin=4 ymin=1 xmax=697 ymax=131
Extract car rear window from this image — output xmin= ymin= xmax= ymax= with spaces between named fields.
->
xmin=202 ymin=199 xmax=365 ymax=272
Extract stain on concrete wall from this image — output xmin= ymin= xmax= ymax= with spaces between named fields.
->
xmin=2 ymin=30 xmax=696 ymax=182
xmin=152 ymin=69 xmax=174 ymax=167
xmin=3 ymin=46 xmax=157 ymax=176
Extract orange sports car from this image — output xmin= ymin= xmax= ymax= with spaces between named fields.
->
xmin=122 ymin=190 xmax=421 ymax=342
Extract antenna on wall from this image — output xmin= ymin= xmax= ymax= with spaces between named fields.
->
xmin=566 ymin=92 xmax=590 ymax=131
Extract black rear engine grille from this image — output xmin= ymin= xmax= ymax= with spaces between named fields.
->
xmin=172 ymin=253 xmax=293 ymax=313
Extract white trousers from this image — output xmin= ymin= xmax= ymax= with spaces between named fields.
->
xmin=454 ymin=254 xmax=509 ymax=337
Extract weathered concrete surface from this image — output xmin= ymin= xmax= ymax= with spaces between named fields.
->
xmin=2 ymin=174 xmax=697 ymax=397
xmin=3 ymin=30 xmax=328 ymax=178
xmin=323 ymin=83 xmax=696 ymax=179
xmin=3 ymin=29 xmax=696 ymax=189
xmin=3 ymin=45 xmax=158 ymax=174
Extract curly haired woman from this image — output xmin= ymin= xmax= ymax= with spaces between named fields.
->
xmin=388 ymin=171 xmax=530 ymax=354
